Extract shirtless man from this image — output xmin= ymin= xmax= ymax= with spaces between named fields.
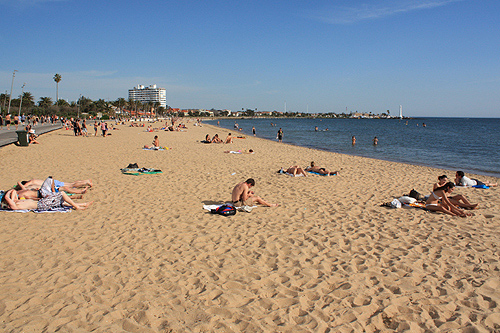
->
xmin=225 ymin=133 xmax=233 ymax=144
xmin=144 ymin=135 xmax=160 ymax=149
xmin=5 ymin=114 xmax=11 ymax=130
xmin=305 ymin=161 xmax=339 ymax=176
xmin=15 ymin=177 xmax=92 ymax=193
xmin=2 ymin=189 xmax=92 ymax=211
xmin=231 ymin=178 xmax=278 ymax=207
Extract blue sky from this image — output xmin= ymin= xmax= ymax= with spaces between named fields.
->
xmin=1 ymin=0 xmax=499 ymax=117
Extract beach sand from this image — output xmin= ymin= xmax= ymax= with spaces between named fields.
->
xmin=1 ymin=121 xmax=499 ymax=332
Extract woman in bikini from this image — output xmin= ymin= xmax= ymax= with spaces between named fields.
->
xmin=426 ymin=182 xmax=472 ymax=217
xmin=433 ymin=175 xmax=478 ymax=209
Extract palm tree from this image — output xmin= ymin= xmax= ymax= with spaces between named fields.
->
xmin=38 ymin=97 xmax=53 ymax=109
xmin=53 ymin=74 xmax=62 ymax=102
xmin=21 ymin=92 xmax=35 ymax=108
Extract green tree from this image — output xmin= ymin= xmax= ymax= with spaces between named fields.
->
xmin=21 ymin=92 xmax=35 ymax=108
xmin=38 ymin=97 xmax=53 ymax=109
xmin=53 ymin=74 xmax=62 ymax=102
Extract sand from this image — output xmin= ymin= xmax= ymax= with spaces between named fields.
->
xmin=0 ymin=120 xmax=499 ymax=332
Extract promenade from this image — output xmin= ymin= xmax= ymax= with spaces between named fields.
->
xmin=0 ymin=123 xmax=63 ymax=147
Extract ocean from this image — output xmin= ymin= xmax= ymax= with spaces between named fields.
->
xmin=205 ymin=117 xmax=500 ymax=178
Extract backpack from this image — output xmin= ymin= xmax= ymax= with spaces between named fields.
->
xmin=211 ymin=205 xmax=237 ymax=216
xmin=409 ymin=189 xmax=422 ymax=200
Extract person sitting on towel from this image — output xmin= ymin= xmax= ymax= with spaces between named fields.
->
xmin=144 ymin=135 xmax=160 ymax=149
xmin=231 ymin=178 xmax=278 ymax=207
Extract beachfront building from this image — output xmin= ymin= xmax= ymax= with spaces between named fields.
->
xmin=128 ymin=84 xmax=167 ymax=108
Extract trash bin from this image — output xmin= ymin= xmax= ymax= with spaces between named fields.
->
xmin=16 ymin=130 xmax=29 ymax=146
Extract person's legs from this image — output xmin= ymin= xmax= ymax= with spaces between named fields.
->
xmin=426 ymin=204 xmax=457 ymax=216
xmin=251 ymin=196 xmax=278 ymax=207
xmin=60 ymin=192 xmax=93 ymax=210
xmin=448 ymin=195 xmax=478 ymax=209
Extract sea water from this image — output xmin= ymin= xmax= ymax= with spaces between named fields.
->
xmin=206 ymin=117 xmax=500 ymax=178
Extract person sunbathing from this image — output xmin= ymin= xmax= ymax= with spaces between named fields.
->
xmin=1 ymin=189 xmax=92 ymax=211
xmin=433 ymin=175 xmax=478 ymax=209
xmin=283 ymin=165 xmax=308 ymax=177
xmin=305 ymin=161 xmax=339 ymax=175
xmin=425 ymin=182 xmax=472 ymax=217
xmin=144 ymin=135 xmax=160 ymax=149
xmin=225 ymin=133 xmax=233 ymax=144
xmin=15 ymin=178 xmax=92 ymax=194
xmin=455 ymin=171 xmax=497 ymax=187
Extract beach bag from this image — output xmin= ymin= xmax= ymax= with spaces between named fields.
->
xmin=211 ymin=205 xmax=237 ymax=216
xmin=127 ymin=163 xmax=139 ymax=169
xmin=409 ymin=189 xmax=423 ymax=200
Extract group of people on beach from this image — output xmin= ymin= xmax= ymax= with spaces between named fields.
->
xmin=278 ymin=162 xmax=339 ymax=177
xmin=203 ymin=133 xmax=234 ymax=144
xmin=423 ymin=171 xmax=496 ymax=217
xmin=1 ymin=177 xmax=93 ymax=211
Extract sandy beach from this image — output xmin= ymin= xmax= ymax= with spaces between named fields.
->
xmin=1 ymin=120 xmax=499 ymax=332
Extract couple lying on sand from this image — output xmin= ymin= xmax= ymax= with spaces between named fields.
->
xmin=280 ymin=162 xmax=339 ymax=177
xmin=1 ymin=177 xmax=93 ymax=211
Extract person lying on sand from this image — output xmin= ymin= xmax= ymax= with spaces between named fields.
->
xmin=144 ymin=135 xmax=160 ymax=149
xmin=305 ymin=161 xmax=339 ymax=175
xmin=224 ymin=149 xmax=254 ymax=154
xmin=232 ymin=178 xmax=278 ymax=207
xmin=280 ymin=165 xmax=308 ymax=177
xmin=425 ymin=182 xmax=472 ymax=217
xmin=433 ymin=175 xmax=478 ymax=209
xmin=15 ymin=177 xmax=92 ymax=194
xmin=1 ymin=189 xmax=93 ymax=211
xmin=455 ymin=171 xmax=497 ymax=187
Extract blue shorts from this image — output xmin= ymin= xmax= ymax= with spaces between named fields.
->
xmin=54 ymin=179 xmax=65 ymax=191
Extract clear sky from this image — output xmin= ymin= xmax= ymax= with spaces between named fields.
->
xmin=1 ymin=0 xmax=499 ymax=117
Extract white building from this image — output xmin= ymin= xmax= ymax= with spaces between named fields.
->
xmin=128 ymin=84 xmax=167 ymax=108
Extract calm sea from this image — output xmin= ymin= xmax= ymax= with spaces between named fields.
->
xmin=206 ymin=117 xmax=500 ymax=178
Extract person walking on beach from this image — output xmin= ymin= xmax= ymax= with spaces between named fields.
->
xmin=232 ymin=178 xmax=278 ymax=207
xmin=277 ymin=128 xmax=283 ymax=143
xmin=252 ymin=126 xmax=256 ymax=136
xmin=5 ymin=114 xmax=11 ymax=130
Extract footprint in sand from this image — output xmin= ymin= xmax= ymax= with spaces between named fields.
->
xmin=483 ymin=214 xmax=494 ymax=218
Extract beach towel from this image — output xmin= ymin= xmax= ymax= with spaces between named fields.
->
xmin=277 ymin=169 xmax=304 ymax=177
xmin=203 ymin=204 xmax=257 ymax=213
xmin=0 ymin=206 xmax=72 ymax=213
xmin=121 ymin=168 xmax=163 ymax=176
xmin=142 ymin=147 xmax=168 ymax=151
xmin=306 ymin=171 xmax=335 ymax=176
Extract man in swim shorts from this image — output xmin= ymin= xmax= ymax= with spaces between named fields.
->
xmin=231 ymin=178 xmax=278 ymax=207
xmin=1 ymin=189 xmax=92 ymax=211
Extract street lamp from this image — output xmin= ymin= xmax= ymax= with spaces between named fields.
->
xmin=78 ymin=94 xmax=81 ymax=119
xmin=18 ymin=83 xmax=26 ymax=118
xmin=7 ymin=70 xmax=18 ymax=115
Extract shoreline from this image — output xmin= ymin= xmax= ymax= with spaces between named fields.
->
xmin=205 ymin=118 xmax=500 ymax=178
xmin=1 ymin=121 xmax=499 ymax=331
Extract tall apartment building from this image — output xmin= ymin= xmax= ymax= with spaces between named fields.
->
xmin=128 ymin=84 xmax=167 ymax=108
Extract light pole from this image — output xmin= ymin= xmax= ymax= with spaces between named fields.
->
xmin=78 ymin=94 xmax=81 ymax=119
xmin=18 ymin=83 xmax=26 ymax=118
xmin=7 ymin=70 xmax=18 ymax=115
